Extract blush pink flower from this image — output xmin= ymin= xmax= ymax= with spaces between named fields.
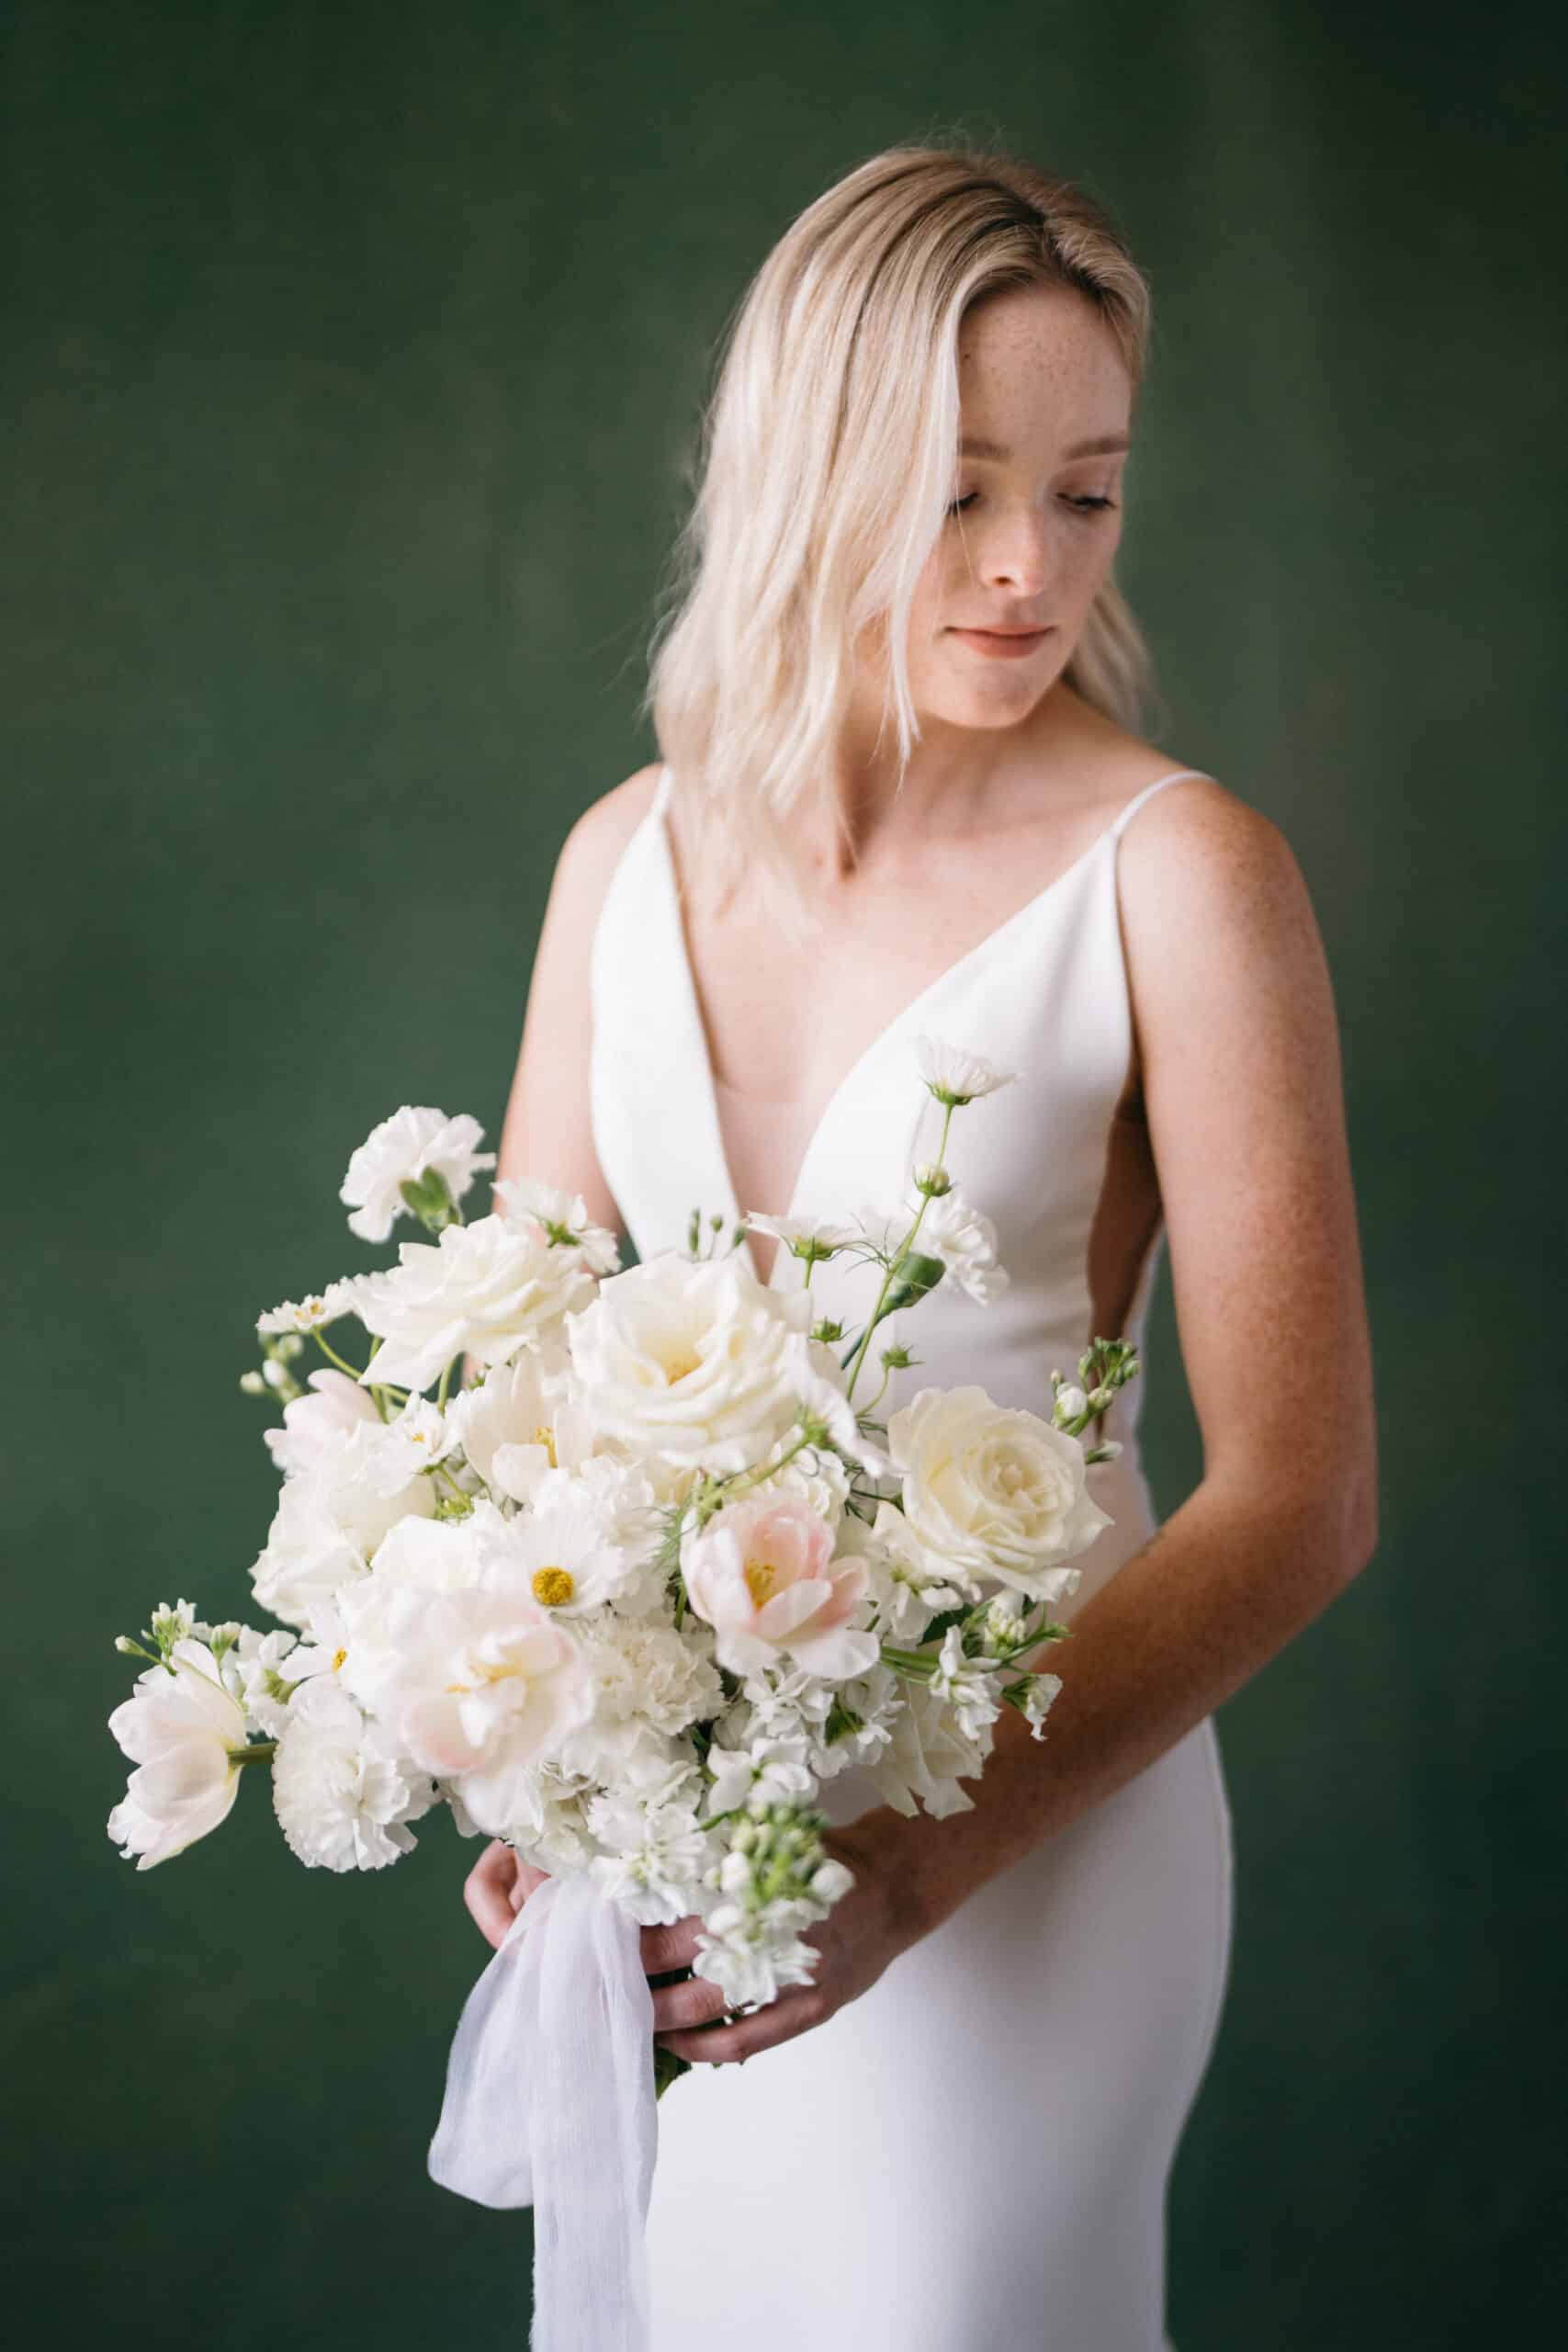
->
xmin=680 ymin=1495 xmax=879 ymax=1681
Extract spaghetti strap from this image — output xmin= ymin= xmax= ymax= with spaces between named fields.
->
xmin=1110 ymin=767 xmax=1213 ymax=840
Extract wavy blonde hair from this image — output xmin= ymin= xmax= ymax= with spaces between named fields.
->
xmin=640 ymin=140 xmax=1164 ymax=941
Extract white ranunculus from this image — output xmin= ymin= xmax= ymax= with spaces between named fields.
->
xmin=564 ymin=1250 xmax=815 ymax=1475
xmin=343 ymin=1577 xmax=594 ymax=1839
xmin=917 ymin=1189 xmax=1010 ymax=1306
xmin=249 ymin=1419 xmax=437 ymax=1630
xmin=270 ymin=1677 xmax=436 ymax=1871
xmin=339 ymin=1105 xmax=496 ymax=1244
xmin=680 ymin=1493 xmax=880 ymax=1681
xmin=264 ymin=1369 xmax=382 ymax=1479
xmin=107 ymin=1639 xmax=254 ymax=1869
xmin=912 ymin=1035 xmax=1021 ymax=1104
xmin=351 ymin=1214 xmax=597 ymax=1393
xmin=888 ymin=1384 xmax=1110 ymax=1601
xmin=445 ymin=1344 xmax=579 ymax=1503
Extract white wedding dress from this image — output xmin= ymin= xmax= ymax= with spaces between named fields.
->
xmin=587 ymin=763 xmax=1235 ymax=2352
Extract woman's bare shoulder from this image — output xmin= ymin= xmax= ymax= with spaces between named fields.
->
xmin=1113 ymin=766 xmax=1314 ymax=947
xmin=552 ymin=760 xmax=666 ymax=911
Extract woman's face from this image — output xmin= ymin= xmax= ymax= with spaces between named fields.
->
xmin=887 ymin=281 xmax=1133 ymax=733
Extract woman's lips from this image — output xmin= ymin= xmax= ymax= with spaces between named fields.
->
xmin=948 ymin=626 xmax=1051 ymax=660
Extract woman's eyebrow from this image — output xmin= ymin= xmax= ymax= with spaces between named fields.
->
xmin=959 ymin=432 xmax=1131 ymax=460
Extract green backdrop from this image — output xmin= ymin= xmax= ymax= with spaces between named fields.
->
xmin=7 ymin=1 xmax=1562 ymax=2341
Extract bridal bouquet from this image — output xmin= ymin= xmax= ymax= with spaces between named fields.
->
xmin=105 ymin=1034 xmax=1137 ymax=2349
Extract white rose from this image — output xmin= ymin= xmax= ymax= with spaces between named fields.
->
xmin=351 ymin=1214 xmax=596 ymax=1393
xmin=107 ymin=1639 xmax=253 ymax=1869
xmin=564 ymin=1250 xmax=815 ymax=1475
xmin=887 ymin=1384 xmax=1111 ymax=1601
xmin=339 ymin=1105 xmax=496 ymax=1244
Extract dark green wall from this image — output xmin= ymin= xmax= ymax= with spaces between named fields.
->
xmin=7 ymin=2 xmax=1562 ymax=2341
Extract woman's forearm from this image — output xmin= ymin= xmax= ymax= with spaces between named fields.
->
xmin=861 ymin=1479 xmax=1375 ymax=1947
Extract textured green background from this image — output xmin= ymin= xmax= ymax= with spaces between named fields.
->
xmin=7 ymin=1 xmax=1562 ymax=2341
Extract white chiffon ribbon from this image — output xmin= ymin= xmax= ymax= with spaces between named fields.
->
xmin=428 ymin=1871 xmax=660 ymax=2350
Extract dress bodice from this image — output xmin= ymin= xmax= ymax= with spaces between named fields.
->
xmin=589 ymin=760 xmax=1213 ymax=1621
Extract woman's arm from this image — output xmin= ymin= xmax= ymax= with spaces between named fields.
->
xmin=458 ymin=763 xmax=664 ymax=1387
xmin=864 ymin=780 xmax=1381 ymax=1943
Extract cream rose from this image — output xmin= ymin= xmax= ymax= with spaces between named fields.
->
xmin=887 ymin=1384 xmax=1111 ymax=1601
xmin=563 ymin=1250 xmax=815 ymax=1475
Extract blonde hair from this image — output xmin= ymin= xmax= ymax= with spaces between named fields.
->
xmin=641 ymin=140 xmax=1164 ymax=940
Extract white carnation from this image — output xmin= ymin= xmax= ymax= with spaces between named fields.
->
xmin=339 ymin=1105 xmax=496 ymax=1244
xmin=270 ymin=1678 xmax=436 ymax=1870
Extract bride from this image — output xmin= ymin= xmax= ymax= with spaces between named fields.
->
xmin=460 ymin=143 xmax=1378 ymax=2350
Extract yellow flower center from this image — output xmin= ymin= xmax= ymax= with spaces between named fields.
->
xmin=331 ymin=1647 xmax=347 ymax=1672
xmin=744 ymin=1557 xmax=781 ymax=1609
xmin=533 ymin=1423 xmax=558 ymax=1465
xmin=661 ymin=1347 xmax=702 ymax=1385
xmin=532 ymin=1566 xmax=575 ymax=1607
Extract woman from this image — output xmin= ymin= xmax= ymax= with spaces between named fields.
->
xmin=463 ymin=144 xmax=1378 ymax=2350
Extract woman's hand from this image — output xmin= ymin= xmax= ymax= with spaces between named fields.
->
xmin=464 ymin=1838 xmax=551 ymax=1949
xmin=642 ymin=1819 xmax=922 ymax=2069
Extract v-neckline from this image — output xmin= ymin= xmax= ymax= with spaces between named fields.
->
xmin=651 ymin=782 xmax=1140 ymax=1291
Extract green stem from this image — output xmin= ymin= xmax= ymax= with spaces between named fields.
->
xmin=227 ymin=1742 xmax=277 ymax=1768
xmin=843 ymin=1100 xmax=953 ymax=1402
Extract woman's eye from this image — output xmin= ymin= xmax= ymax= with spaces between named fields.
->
xmin=945 ymin=491 xmax=1120 ymax=519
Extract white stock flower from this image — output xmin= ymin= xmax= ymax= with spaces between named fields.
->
xmin=888 ymin=1384 xmax=1109 ymax=1603
xmin=256 ymin=1282 xmax=361 ymax=1336
xmin=912 ymin=1036 xmax=1021 ymax=1104
xmin=339 ymin=1106 xmax=496 ymax=1244
xmin=929 ymin=1624 xmax=1005 ymax=1742
xmin=916 ymin=1189 xmax=1009 ymax=1306
xmin=264 ymin=1369 xmax=382 ymax=1478
xmin=564 ymin=1250 xmax=815 ymax=1475
xmin=249 ymin=1420 xmax=437 ymax=1630
xmin=863 ymin=1675 xmax=987 ymax=1821
xmin=586 ymin=1769 xmax=715 ymax=1925
xmin=351 ymin=1214 xmax=596 ymax=1393
xmin=850 ymin=1500 xmax=977 ymax=1641
xmin=270 ymin=1677 xmax=436 ymax=1871
xmin=222 ymin=1625 xmax=304 ymax=1736
xmin=700 ymin=1730 xmax=817 ymax=1819
xmin=107 ymin=1640 xmax=253 ymax=1869
xmin=358 ymin=1396 xmax=457 ymax=1498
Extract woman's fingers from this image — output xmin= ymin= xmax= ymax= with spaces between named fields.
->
xmin=464 ymin=1838 xmax=524 ymax=1950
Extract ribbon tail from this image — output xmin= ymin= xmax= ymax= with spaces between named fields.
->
xmin=427 ymin=1871 xmax=660 ymax=2352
